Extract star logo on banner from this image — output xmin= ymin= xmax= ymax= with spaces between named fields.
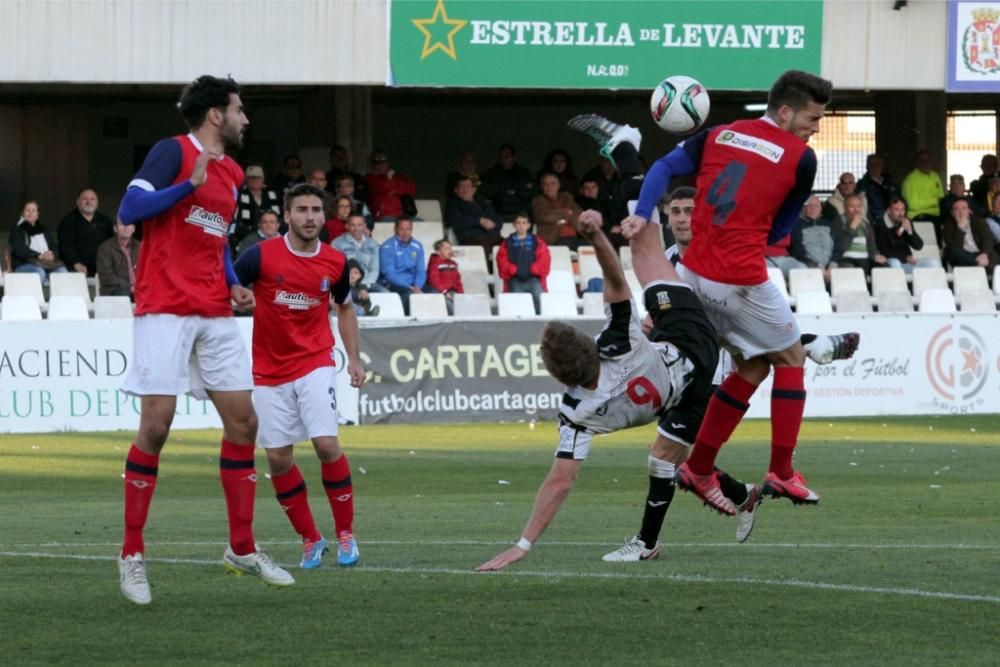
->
xmin=412 ymin=0 xmax=468 ymax=60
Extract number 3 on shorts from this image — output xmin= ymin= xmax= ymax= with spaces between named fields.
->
xmin=706 ymin=161 xmax=747 ymax=226
xmin=328 ymin=386 xmax=337 ymax=412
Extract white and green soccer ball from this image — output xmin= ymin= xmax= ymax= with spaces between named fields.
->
xmin=649 ymin=75 xmax=711 ymax=135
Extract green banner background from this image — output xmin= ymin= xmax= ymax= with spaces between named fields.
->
xmin=389 ymin=0 xmax=823 ymax=90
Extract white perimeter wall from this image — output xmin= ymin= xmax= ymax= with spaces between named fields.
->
xmin=0 ymin=0 xmax=948 ymax=89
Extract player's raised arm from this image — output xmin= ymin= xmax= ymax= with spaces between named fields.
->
xmin=575 ymin=209 xmax=630 ymax=304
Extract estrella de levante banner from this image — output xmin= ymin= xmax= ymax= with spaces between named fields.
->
xmin=388 ymin=0 xmax=823 ymax=90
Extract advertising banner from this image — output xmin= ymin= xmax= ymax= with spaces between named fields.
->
xmin=947 ymin=0 xmax=1000 ymax=92
xmin=0 ymin=318 xmax=358 ymax=433
xmin=389 ymin=0 xmax=823 ymax=90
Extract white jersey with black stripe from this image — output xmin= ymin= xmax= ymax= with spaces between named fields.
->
xmin=555 ymin=298 xmax=694 ymax=461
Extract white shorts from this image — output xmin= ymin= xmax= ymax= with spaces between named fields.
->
xmin=122 ymin=314 xmax=253 ymax=400
xmin=677 ymin=264 xmax=800 ymax=359
xmin=253 ymin=366 xmax=339 ymax=448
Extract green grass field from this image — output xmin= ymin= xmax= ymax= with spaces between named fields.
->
xmin=2 ymin=416 xmax=999 ymax=665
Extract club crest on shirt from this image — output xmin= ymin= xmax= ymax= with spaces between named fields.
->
xmin=320 ymin=276 xmax=330 ymax=292
xmin=275 ymin=290 xmax=321 ymax=310
xmin=656 ymin=291 xmax=672 ymax=310
xmin=184 ymin=205 xmax=228 ymax=237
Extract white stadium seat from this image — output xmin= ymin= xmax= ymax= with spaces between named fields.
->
xmin=452 ymin=245 xmax=489 ymax=275
xmin=788 ymin=268 xmax=825 ymax=296
xmin=1 ymin=295 xmax=42 ymax=321
xmin=624 ymin=271 xmax=647 ymax=319
xmin=369 ymin=292 xmax=406 ymax=319
xmin=918 ymin=288 xmax=956 ymax=313
xmin=830 ymin=267 xmax=867 ymax=298
xmin=871 ymin=267 xmax=908 ymax=297
xmin=766 ymin=267 xmax=791 ymax=302
xmin=548 ymin=245 xmax=573 ymax=275
xmin=460 ymin=269 xmax=491 ymax=296
xmin=959 ymin=288 xmax=996 ymax=313
xmin=911 ymin=266 xmax=948 ymax=300
xmin=371 ymin=222 xmax=395 ymax=244
xmin=540 ymin=292 xmax=578 ymax=317
xmin=453 ymin=293 xmax=491 ymax=317
xmin=877 ymin=291 xmax=914 ymax=313
xmin=50 ymin=272 xmax=92 ymax=304
xmin=546 ymin=270 xmax=577 ymax=296
xmin=94 ymin=296 xmax=134 ymax=319
xmin=581 ymin=292 xmax=604 ymax=317
xmin=835 ymin=290 xmax=873 ymax=313
xmin=3 ymin=272 xmax=46 ymax=307
xmin=952 ymin=266 xmax=989 ymax=298
xmin=795 ymin=290 xmax=832 ymax=314
xmin=994 ymin=266 xmax=1000 ymax=297
xmin=618 ymin=246 xmax=633 ymax=270
xmin=414 ymin=198 xmax=443 ymax=222
xmin=47 ymin=296 xmax=90 ymax=320
xmin=912 ymin=221 xmax=942 ymax=262
xmin=411 ymin=221 xmax=445 ymax=252
xmin=409 ymin=293 xmax=448 ymax=319
xmin=497 ymin=292 xmax=536 ymax=317
xmin=576 ymin=247 xmax=602 ymax=286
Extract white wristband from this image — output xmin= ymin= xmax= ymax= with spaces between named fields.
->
xmin=516 ymin=537 xmax=532 ymax=551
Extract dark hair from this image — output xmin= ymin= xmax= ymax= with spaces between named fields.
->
xmin=178 ymin=75 xmax=240 ymax=129
xmin=433 ymin=238 xmax=451 ymax=252
xmin=766 ymin=70 xmax=832 ymax=113
xmin=329 ymin=144 xmax=348 ymax=158
xmin=283 ymin=183 xmax=326 ymax=211
xmin=259 ymin=211 xmax=280 ymax=223
xmin=843 ymin=193 xmax=863 ymax=204
xmin=395 ymin=216 xmax=414 ymax=230
xmin=498 ymin=143 xmax=516 ymax=155
xmin=335 ymin=196 xmax=354 ymax=215
xmin=513 ymin=210 xmax=531 ymax=222
xmin=887 ymin=196 xmax=906 ymax=209
xmin=77 ymin=187 xmax=97 ymax=198
xmin=667 ymin=186 xmax=696 ymax=202
xmin=540 ymin=149 xmax=575 ymax=177
xmin=540 ymin=322 xmax=600 ymax=387
xmin=283 ymin=154 xmax=302 ymax=167
xmin=336 ymin=174 xmax=354 ymax=186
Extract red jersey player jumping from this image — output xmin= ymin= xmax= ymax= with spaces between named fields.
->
xmin=116 ymin=76 xmax=294 ymax=605
xmin=619 ymin=70 xmax=836 ymax=514
xmin=234 ymin=183 xmax=365 ymax=569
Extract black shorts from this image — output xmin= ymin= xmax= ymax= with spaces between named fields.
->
xmin=643 ymin=283 xmax=719 ymax=445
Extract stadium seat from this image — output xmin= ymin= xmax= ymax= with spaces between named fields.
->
xmin=453 ymin=293 xmax=491 ymax=317
xmin=618 ymin=246 xmax=633 ymax=270
xmin=877 ymin=291 xmax=914 ymax=313
xmin=94 ymin=296 xmax=134 ymax=319
xmin=624 ymin=271 xmax=647 ymax=319
xmin=414 ymin=198 xmax=443 ymax=222
xmin=581 ymin=292 xmax=604 ymax=317
xmin=912 ymin=221 xmax=942 ymax=262
xmin=766 ymin=267 xmax=791 ymax=302
xmin=918 ymin=288 xmax=956 ymax=313
xmin=547 ymin=270 xmax=578 ymax=295
xmin=795 ymin=290 xmax=832 ymax=314
xmin=871 ymin=267 xmax=908 ymax=297
xmin=830 ymin=267 xmax=867 ymax=298
xmin=959 ymin=288 xmax=996 ymax=313
xmin=911 ymin=266 xmax=948 ymax=300
xmin=3 ymin=272 xmax=46 ymax=307
xmin=788 ymin=268 xmax=825 ymax=296
xmin=409 ymin=293 xmax=448 ymax=319
xmin=369 ymin=292 xmax=406 ymax=319
xmin=499 ymin=222 xmax=515 ymax=239
xmin=460 ymin=269 xmax=491 ymax=296
xmin=49 ymin=272 xmax=92 ymax=305
xmin=497 ymin=292 xmax=536 ymax=317
xmin=548 ymin=245 xmax=573 ymax=275
xmin=835 ymin=290 xmax=873 ymax=313
xmin=541 ymin=292 xmax=578 ymax=317
xmin=952 ymin=266 xmax=989 ymax=298
xmin=576 ymin=247 xmax=602 ymax=286
xmin=371 ymin=222 xmax=396 ymax=244
xmin=47 ymin=295 xmax=90 ymax=320
xmin=452 ymin=245 xmax=489 ymax=275
xmin=1 ymin=295 xmax=42 ymax=321
xmin=994 ymin=266 xmax=1000 ymax=297
xmin=411 ymin=221 xmax=445 ymax=251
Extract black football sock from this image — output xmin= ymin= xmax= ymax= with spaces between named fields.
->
xmin=716 ymin=468 xmax=749 ymax=506
xmin=638 ymin=476 xmax=675 ymax=547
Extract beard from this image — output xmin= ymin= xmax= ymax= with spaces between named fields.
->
xmin=219 ymin=119 xmax=245 ymax=151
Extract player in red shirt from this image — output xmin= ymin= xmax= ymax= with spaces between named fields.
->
xmin=115 ymin=75 xmax=293 ymax=605
xmin=234 ymin=183 xmax=365 ymax=569
xmin=618 ymin=70 xmax=834 ymax=513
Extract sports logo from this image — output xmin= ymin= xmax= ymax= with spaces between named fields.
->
xmin=656 ymin=290 xmax=672 ymax=311
xmin=320 ymin=276 xmax=331 ymax=292
xmin=185 ymin=205 xmax=229 ymax=237
xmin=714 ymin=130 xmax=784 ymax=163
xmin=961 ymin=8 xmax=1000 ymax=74
xmin=925 ymin=324 xmax=989 ymax=402
xmin=275 ymin=290 xmax=322 ymax=310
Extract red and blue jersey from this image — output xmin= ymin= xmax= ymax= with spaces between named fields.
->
xmin=233 ymin=236 xmax=351 ymax=386
xmin=126 ymin=134 xmax=243 ymax=316
xmin=636 ymin=118 xmax=816 ymax=286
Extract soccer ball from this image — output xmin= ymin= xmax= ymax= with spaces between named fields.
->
xmin=649 ymin=75 xmax=710 ymax=134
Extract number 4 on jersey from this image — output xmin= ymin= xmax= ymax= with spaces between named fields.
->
xmin=706 ymin=161 xmax=748 ymax=226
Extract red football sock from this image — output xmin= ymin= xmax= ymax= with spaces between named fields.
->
xmin=321 ymin=454 xmax=353 ymax=537
xmin=686 ymin=373 xmax=758 ymax=475
xmin=769 ymin=366 xmax=806 ymax=479
xmin=219 ymin=439 xmax=257 ymax=555
xmin=271 ymin=464 xmax=322 ymax=543
xmin=122 ymin=444 xmax=158 ymax=558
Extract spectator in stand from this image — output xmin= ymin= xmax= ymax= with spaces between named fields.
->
xmin=235 ymin=165 xmax=282 ymax=242
xmin=901 ymin=149 xmax=944 ymax=224
xmin=764 ymin=233 xmax=805 ymax=281
xmin=532 ymin=171 xmax=583 ymax=248
xmin=58 ymin=187 xmax=114 ymax=276
xmin=939 ymin=173 xmax=979 ymax=217
xmin=969 ymin=153 xmax=998 ymax=211
xmin=581 ymin=156 xmax=619 ymax=207
xmin=984 ymin=193 xmax=1000 ymax=249
xmin=445 ymin=151 xmax=482 ymax=200
xmin=875 ymin=197 xmax=939 ymax=273
xmin=495 ymin=212 xmax=551 ymax=314
xmin=941 ymin=198 xmax=997 ymax=272
xmin=378 ymin=216 xmax=431 ymax=314
xmin=271 ymin=153 xmax=305 ymax=194
xmin=307 ymin=169 xmax=336 ymax=220
xmin=96 ymin=217 xmax=141 ymax=298
xmin=334 ymin=174 xmax=373 ymax=229
xmin=325 ymin=144 xmax=368 ymax=205
xmin=822 ymin=172 xmax=867 ymax=222
xmin=988 ymin=176 xmax=1000 ymax=214
xmin=791 ymin=195 xmax=840 ymax=281
xmin=445 ymin=175 xmax=502 ymax=254
xmin=323 ymin=196 xmax=353 ymax=242
xmin=832 ymin=193 xmax=883 ymax=274
xmin=9 ymin=200 xmax=67 ymax=284
xmin=427 ymin=239 xmax=465 ymax=315
xmin=481 ymin=143 xmax=535 ymax=221
xmin=365 ymin=150 xmax=417 ymax=222
xmin=347 ymin=259 xmax=379 ymax=317
xmin=858 ymin=153 xmax=899 ymax=226
xmin=537 ymin=148 xmax=578 ymax=194
xmin=333 ymin=214 xmax=384 ymax=293
xmin=576 ymin=176 xmax=620 ymax=247
xmin=235 ymin=211 xmax=280 ymax=257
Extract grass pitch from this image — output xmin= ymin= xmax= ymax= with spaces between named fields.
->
xmin=2 ymin=416 xmax=999 ymax=665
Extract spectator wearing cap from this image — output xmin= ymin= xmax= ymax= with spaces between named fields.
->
xmin=234 ymin=165 xmax=282 ymax=244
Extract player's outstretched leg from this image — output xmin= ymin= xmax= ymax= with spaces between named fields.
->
xmin=603 ymin=454 xmax=673 ymax=562
xmin=567 ymin=114 xmax=642 ymax=164
xmin=269 ymin=458 xmax=327 ymax=569
xmin=716 ymin=471 xmax=763 ymax=543
xmin=802 ymin=332 xmax=861 ymax=364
